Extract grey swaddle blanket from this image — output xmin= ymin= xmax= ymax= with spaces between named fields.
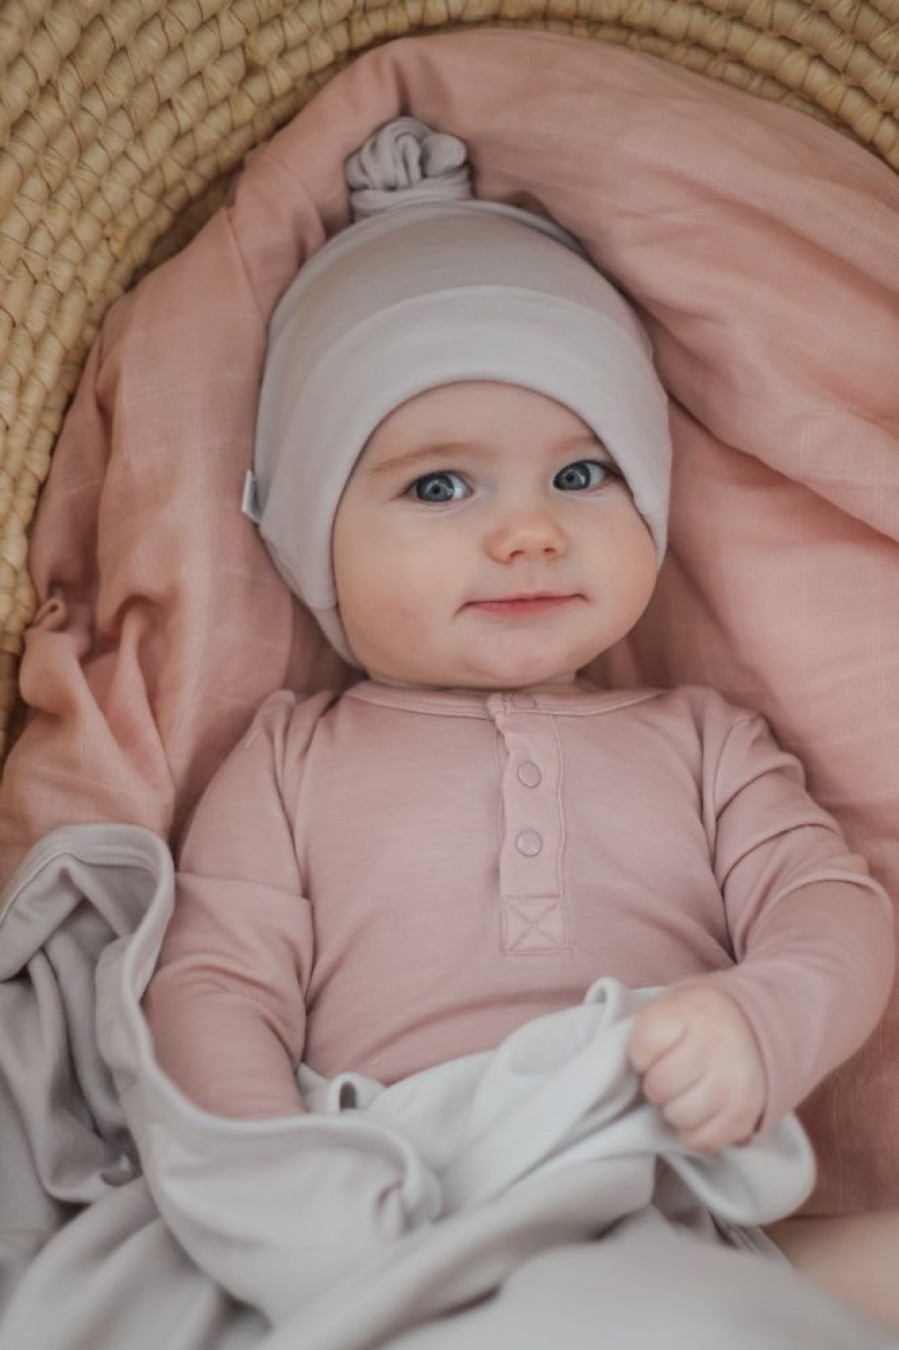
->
xmin=0 ymin=825 xmax=894 ymax=1350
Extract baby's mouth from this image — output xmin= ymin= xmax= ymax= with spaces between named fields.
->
xmin=467 ymin=593 xmax=579 ymax=617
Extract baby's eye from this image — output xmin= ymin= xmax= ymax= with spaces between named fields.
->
xmin=408 ymin=471 xmax=470 ymax=503
xmin=553 ymin=460 xmax=616 ymax=492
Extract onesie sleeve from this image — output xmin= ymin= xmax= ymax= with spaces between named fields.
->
xmin=696 ymin=708 xmax=895 ymax=1133
xmin=142 ymin=690 xmax=334 ymax=1119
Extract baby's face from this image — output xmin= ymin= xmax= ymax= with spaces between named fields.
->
xmin=332 ymin=382 xmax=657 ymax=690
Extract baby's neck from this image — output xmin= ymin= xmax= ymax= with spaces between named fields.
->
xmin=364 ymin=674 xmax=595 ymax=696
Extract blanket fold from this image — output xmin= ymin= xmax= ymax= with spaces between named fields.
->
xmin=0 ymin=830 xmax=145 ymax=1313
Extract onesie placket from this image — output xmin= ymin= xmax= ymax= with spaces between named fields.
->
xmin=486 ymin=693 xmax=567 ymax=954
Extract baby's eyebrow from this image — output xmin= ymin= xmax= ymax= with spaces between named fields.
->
xmin=366 ymin=443 xmax=473 ymax=477
xmin=367 ymin=434 xmax=610 ymax=478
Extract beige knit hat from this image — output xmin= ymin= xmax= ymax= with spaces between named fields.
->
xmin=249 ymin=117 xmax=672 ymax=664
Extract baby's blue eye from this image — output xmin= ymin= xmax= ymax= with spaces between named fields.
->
xmin=554 ymin=460 xmax=615 ymax=491
xmin=409 ymin=471 xmax=469 ymax=503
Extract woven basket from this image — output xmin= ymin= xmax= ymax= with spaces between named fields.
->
xmin=0 ymin=0 xmax=897 ymax=761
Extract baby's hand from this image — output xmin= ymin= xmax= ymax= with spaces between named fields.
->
xmin=628 ymin=984 xmax=766 ymax=1152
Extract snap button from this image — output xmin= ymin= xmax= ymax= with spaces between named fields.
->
xmin=510 ymin=693 xmax=537 ymax=711
xmin=515 ymin=829 xmax=543 ymax=857
xmin=516 ymin=761 xmax=542 ymax=788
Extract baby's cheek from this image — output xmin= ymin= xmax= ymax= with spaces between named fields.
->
xmin=379 ymin=565 xmax=438 ymax=619
xmin=359 ymin=587 xmax=431 ymax=658
xmin=385 ymin=596 xmax=435 ymax=647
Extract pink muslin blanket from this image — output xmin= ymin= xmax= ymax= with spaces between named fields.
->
xmin=1 ymin=30 xmax=897 ymax=1214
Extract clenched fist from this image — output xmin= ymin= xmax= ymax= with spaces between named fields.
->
xmin=628 ymin=984 xmax=767 ymax=1152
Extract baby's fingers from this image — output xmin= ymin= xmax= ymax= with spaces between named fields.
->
xmin=640 ymin=1039 xmax=707 ymax=1108
xmin=663 ymin=1085 xmax=760 ymax=1154
xmin=656 ymin=1078 xmax=718 ymax=1138
xmin=628 ymin=1004 xmax=687 ymax=1073
xmin=679 ymin=1110 xmax=755 ymax=1154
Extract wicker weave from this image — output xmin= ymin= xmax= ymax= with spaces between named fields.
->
xmin=0 ymin=0 xmax=897 ymax=759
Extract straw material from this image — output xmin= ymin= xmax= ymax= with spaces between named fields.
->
xmin=0 ymin=0 xmax=897 ymax=760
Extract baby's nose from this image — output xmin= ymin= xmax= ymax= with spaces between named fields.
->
xmin=484 ymin=506 xmax=568 ymax=563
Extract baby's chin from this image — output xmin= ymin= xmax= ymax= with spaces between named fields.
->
xmin=453 ymin=639 xmax=604 ymax=691
xmin=372 ymin=654 xmax=588 ymax=693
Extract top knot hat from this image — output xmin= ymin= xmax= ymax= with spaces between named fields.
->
xmin=250 ymin=117 xmax=672 ymax=666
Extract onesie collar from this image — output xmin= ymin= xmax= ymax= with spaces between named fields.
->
xmin=343 ymin=678 xmax=662 ymax=719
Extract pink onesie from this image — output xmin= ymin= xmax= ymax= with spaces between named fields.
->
xmin=144 ymin=680 xmax=894 ymax=1127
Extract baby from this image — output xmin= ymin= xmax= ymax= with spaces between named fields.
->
xmin=143 ymin=118 xmax=894 ymax=1306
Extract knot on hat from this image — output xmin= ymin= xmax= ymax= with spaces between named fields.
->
xmin=345 ymin=116 xmax=473 ymax=220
